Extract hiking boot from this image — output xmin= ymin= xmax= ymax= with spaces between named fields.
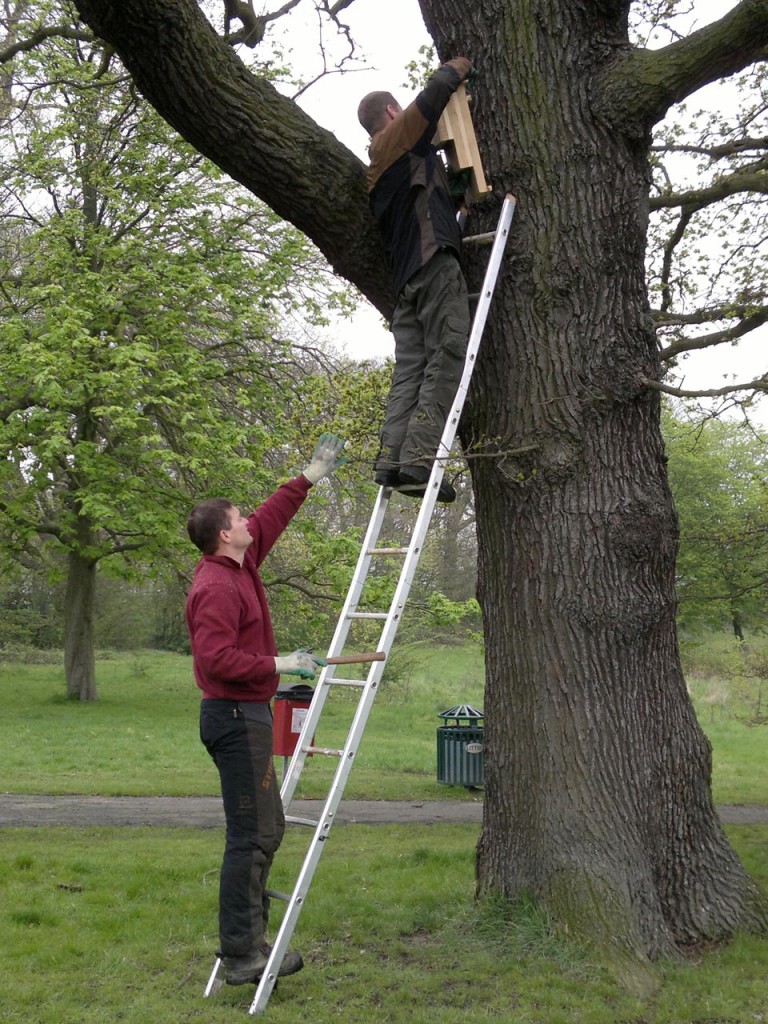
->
xmin=397 ymin=465 xmax=456 ymax=504
xmin=223 ymin=943 xmax=304 ymax=985
xmin=374 ymin=468 xmax=402 ymax=489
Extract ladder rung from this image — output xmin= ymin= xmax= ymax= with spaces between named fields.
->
xmin=368 ymin=547 xmax=409 ymax=555
xmin=304 ymin=745 xmax=344 ymax=757
xmin=265 ymin=888 xmax=292 ymax=901
xmin=347 ymin=611 xmax=388 ymax=620
xmin=328 ymin=677 xmax=366 ymax=687
xmin=285 ymin=815 xmax=320 ymax=828
xmin=464 ymin=230 xmax=496 ymax=244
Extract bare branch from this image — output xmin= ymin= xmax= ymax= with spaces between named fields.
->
xmin=0 ymin=24 xmax=93 ymax=64
xmin=658 ymin=207 xmax=693 ymax=313
xmin=107 ymin=540 xmax=150 ymax=554
xmin=658 ymin=307 xmax=768 ymax=360
xmin=651 ymin=135 xmax=768 ymax=159
xmin=264 ymin=573 xmax=342 ymax=602
xmin=654 ymin=300 xmax=768 ymax=326
xmin=650 ymin=166 xmax=768 ymax=211
xmin=641 ymin=373 xmax=768 ymax=399
xmin=224 ymin=0 xmax=301 ymax=47
xmin=328 ymin=0 xmax=356 ymax=15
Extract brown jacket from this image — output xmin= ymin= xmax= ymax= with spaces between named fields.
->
xmin=366 ymin=58 xmax=471 ymax=295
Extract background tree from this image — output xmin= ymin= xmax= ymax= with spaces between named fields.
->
xmin=0 ymin=6 xmax=352 ymax=698
xmin=12 ymin=0 xmax=768 ymax=979
xmin=664 ymin=405 xmax=768 ymax=638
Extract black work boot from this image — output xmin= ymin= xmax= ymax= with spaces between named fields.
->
xmin=373 ymin=446 xmax=402 ymax=489
xmin=223 ymin=943 xmax=304 ymax=985
xmin=397 ymin=465 xmax=456 ymax=503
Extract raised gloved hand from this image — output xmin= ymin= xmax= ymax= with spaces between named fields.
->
xmin=302 ymin=433 xmax=348 ymax=485
xmin=274 ymin=651 xmax=328 ymax=679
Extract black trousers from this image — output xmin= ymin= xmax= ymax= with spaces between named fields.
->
xmin=200 ymin=699 xmax=285 ymax=957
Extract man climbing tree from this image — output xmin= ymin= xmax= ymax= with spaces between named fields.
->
xmin=25 ymin=0 xmax=768 ymax=977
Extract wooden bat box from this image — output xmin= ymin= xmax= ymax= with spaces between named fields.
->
xmin=436 ymin=83 xmax=491 ymax=203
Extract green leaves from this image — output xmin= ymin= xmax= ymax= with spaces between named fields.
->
xmin=664 ymin=404 xmax=768 ymax=634
xmin=0 ymin=3 xmax=347 ymax=585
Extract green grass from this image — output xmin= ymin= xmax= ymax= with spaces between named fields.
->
xmin=683 ymin=632 xmax=768 ymax=805
xmin=1 ymin=640 xmax=767 ymax=1021
xmin=0 ymin=645 xmax=486 ymax=800
xmin=2 ymin=640 xmax=767 ymax=804
xmin=1 ymin=824 xmax=766 ymax=1024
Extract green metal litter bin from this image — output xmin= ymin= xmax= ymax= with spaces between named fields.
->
xmin=436 ymin=705 xmax=484 ymax=787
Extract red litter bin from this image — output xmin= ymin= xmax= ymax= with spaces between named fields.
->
xmin=273 ymin=683 xmax=315 ymax=757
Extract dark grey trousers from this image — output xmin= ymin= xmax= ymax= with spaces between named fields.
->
xmin=200 ymin=700 xmax=284 ymax=958
xmin=378 ymin=251 xmax=470 ymax=472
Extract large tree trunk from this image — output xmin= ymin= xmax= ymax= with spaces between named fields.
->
xmin=64 ymin=541 xmax=97 ymax=701
xmin=421 ymin=0 xmax=766 ymax=973
xmin=71 ymin=0 xmax=768 ymax=970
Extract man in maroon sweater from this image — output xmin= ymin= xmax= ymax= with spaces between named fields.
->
xmin=186 ymin=434 xmax=346 ymax=986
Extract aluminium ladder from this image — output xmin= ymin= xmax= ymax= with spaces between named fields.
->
xmin=204 ymin=193 xmax=516 ymax=1014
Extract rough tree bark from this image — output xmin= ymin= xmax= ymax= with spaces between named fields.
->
xmin=71 ymin=0 xmax=768 ymax=972
xmin=64 ymin=520 xmax=97 ymax=701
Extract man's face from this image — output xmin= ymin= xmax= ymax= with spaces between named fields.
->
xmin=221 ymin=506 xmax=252 ymax=551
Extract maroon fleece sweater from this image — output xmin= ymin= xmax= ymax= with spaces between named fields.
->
xmin=186 ymin=475 xmax=311 ymax=702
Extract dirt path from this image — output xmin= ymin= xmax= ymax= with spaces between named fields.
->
xmin=2 ymin=793 xmax=766 ymax=828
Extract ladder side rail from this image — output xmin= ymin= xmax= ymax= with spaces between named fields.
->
xmin=254 ymin=461 xmax=451 ymax=1012
xmin=247 ymin=196 xmax=517 ymax=1015
xmin=251 ymin=496 xmax=442 ymax=1014
xmin=249 ymin=658 xmax=389 ymax=1015
xmin=246 ymin=430 xmax=451 ymax=1012
xmin=280 ymin=487 xmax=391 ymax=809
xmin=434 ymin=193 xmax=517 ymax=468
xmin=350 ymin=196 xmax=518 ymax=665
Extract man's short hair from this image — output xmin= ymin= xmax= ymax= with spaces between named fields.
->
xmin=357 ymin=91 xmax=398 ymax=136
xmin=187 ymin=498 xmax=234 ymax=555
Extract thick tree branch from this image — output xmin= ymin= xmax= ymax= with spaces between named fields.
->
xmin=327 ymin=0 xmax=356 ymax=16
xmin=72 ymin=0 xmax=395 ymax=318
xmin=598 ymin=0 xmax=768 ymax=135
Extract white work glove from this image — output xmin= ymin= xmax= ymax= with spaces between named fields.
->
xmin=274 ymin=651 xmax=328 ymax=679
xmin=302 ymin=433 xmax=348 ymax=485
